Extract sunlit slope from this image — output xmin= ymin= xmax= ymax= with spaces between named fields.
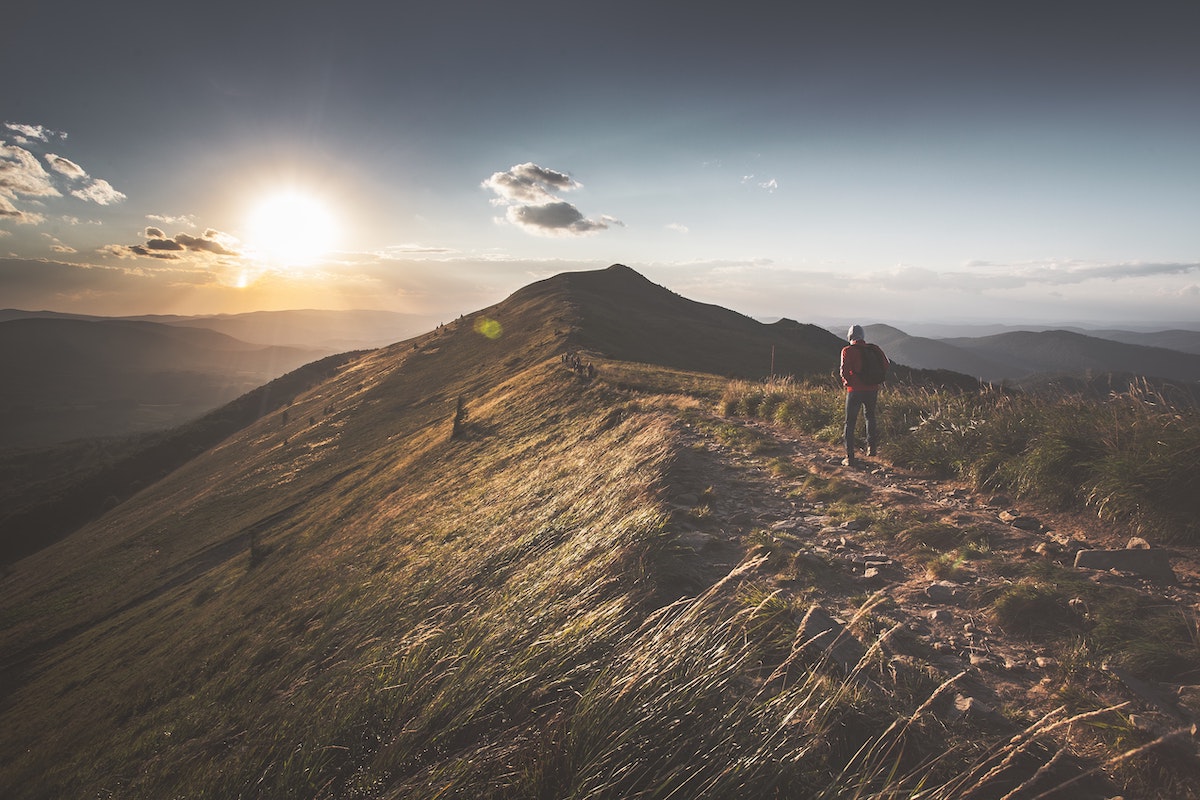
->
xmin=0 ymin=264 xmax=853 ymax=798
xmin=0 ymin=351 xmax=689 ymax=797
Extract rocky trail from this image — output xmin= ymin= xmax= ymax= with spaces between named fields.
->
xmin=663 ymin=409 xmax=1200 ymax=769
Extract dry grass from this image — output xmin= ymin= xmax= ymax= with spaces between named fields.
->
xmin=3 ymin=349 xmax=1198 ymax=798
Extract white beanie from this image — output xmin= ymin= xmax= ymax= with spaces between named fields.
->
xmin=848 ymin=324 xmax=865 ymax=342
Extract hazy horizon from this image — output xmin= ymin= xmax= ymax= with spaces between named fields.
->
xmin=3 ymin=2 xmax=1198 ymax=327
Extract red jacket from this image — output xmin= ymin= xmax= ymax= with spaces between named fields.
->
xmin=840 ymin=340 xmax=889 ymax=392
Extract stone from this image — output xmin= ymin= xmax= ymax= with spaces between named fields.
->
xmin=1127 ymin=537 xmax=1151 ymax=550
xmin=929 ymin=609 xmax=954 ymax=624
xmin=947 ymin=693 xmax=1008 ymax=729
xmin=1036 ymin=656 xmax=1059 ymax=670
xmin=798 ymin=604 xmax=867 ymax=675
xmin=840 ymin=518 xmax=870 ymax=531
xmin=926 ymin=581 xmax=967 ymax=605
xmin=1074 ymin=548 xmax=1176 ymax=584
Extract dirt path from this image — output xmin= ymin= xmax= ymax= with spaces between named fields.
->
xmin=664 ymin=409 xmax=1200 ymax=754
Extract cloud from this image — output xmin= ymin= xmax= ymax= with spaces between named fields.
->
xmin=106 ymin=227 xmax=241 ymax=260
xmin=0 ymin=127 xmax=125 ymax=225
xmin=70 ymin=178 xmax=125 ymax=205
xmin=147 ymin=213 xmax=197 ymax=228
xmin=741 ymin=174 xmax=779 ymax=192
xmin=1 ymin=142 xmax=61 ymax=208
xmin=505 ymin=202 xmax=616 ymax=235
xmin=483 ymin=162 xmax=579 ymax=205
xmin=666 ymin=223 xmax=690 ymax=234
xmin=45 ymin=154 xmax=87 ymax=180
xmin=483 ymin=162 xmax=621 ymax=237
xmin=3 ymin=123 xmax=66 ymax=144
xmin=46 ymin=153 xmax=125 ymax=205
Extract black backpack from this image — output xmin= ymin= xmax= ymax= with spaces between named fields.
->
xmin=856 ymin=343 xmax=888 ymax=384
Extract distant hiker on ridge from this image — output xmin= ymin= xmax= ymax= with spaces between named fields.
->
xmin=840 ymin=324 xmax=890 ymax=467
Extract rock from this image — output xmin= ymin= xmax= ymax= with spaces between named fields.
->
xmin=926 ymin=581 xmax=968 ymax=605
xmin=1074 ymin=548 xmax=1176 ymax=584
xmin=676 ymin=531 xmax=714 ymax=550
xmin=840 ymin=518 xmax=870 ymax=531
xmin=929 ymin=609 xmax=954 ymax=624
xmin=1128 ymin=714 xmax=1159 ymax=733
xmin=798 ymin=604 xmax=867 ymax=675
xmin=947 ymin=693 xmax=1008 ymax=729
xmin=675 ymin=492 xmax=700 ymax=506
xmin=862 ymin=567 xmax=881 ymax=581
xmin=1127 ymin=537 xmax=1151 ymax=550
xmin=998 ymin=511 xmax=1042 ymax=531
xmin=1036 ymin=656 xmax=1059 ymax=670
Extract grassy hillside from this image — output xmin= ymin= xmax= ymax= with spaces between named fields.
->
xmin=3 ymin=266 xmax=1196 ymax=798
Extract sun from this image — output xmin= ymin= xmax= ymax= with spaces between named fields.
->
xmin=245 ymin=189 xmax=338 ymax=267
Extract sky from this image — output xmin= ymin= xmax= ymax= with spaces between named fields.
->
xmin=2 ymin=0 xmax=1198 ymax=328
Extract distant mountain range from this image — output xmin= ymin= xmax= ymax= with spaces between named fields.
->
xmin=860 ymin=323 xmax=1200 ymax=386
xmin=0 ymin=308 xmax=442 ymax=351
xmin=0 ymin=318 xmax=328 ymax=449
xmin=4 ymin=281 xmax=1197 ymax=451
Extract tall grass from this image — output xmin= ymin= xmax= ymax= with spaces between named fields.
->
xmin=722 ymin=377 xmax=1200 ymax=543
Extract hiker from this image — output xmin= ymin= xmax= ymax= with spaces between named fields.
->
xmin=839 ymin=324 xmax=890 ymax=466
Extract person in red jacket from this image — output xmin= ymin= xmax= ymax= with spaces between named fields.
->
xmin=839 ymin=324 xmax=889 ymax=466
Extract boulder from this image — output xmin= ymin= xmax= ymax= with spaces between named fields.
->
xmin=1073 ymin=548 xmax=1176 ymax=584
xmin=798 ymin=604 xmax=867 ymax=675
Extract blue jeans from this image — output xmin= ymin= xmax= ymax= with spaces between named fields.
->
xmin=844 ymin=390 xmax=878 ymax=457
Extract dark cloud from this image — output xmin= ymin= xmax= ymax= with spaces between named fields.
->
xmin=108 ymin=227 xmax=241 ymax=260
xmin=175 ymin=230 xmax=238 ymax=255
xmin=507 ymin=202 xmax=614 ymax=235
xmin=483 ymin=162 xmax=620 ymax=237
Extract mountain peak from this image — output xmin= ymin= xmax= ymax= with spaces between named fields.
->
xmin=493 ymin=264 xmax=843 ymax=379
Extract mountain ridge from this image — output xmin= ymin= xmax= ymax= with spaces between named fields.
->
xmin=3 ymin=264 xmax=1198 ymax=798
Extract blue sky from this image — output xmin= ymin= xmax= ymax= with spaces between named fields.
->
xmin=2 ymin=0 xmax=1198 ymax=327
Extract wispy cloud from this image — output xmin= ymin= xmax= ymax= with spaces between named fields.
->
xmin=741 ymin=174 xmax=779 ymax=193
xmin=3 ymin=123 xmax=66 ymax=145
xmin=874 ymin=259 xmax=1200 ymax=292
xmin=482 ymin=162 xmax=621 ymax=236
xmin=147 ymin=213 xmax=197 ymax=228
